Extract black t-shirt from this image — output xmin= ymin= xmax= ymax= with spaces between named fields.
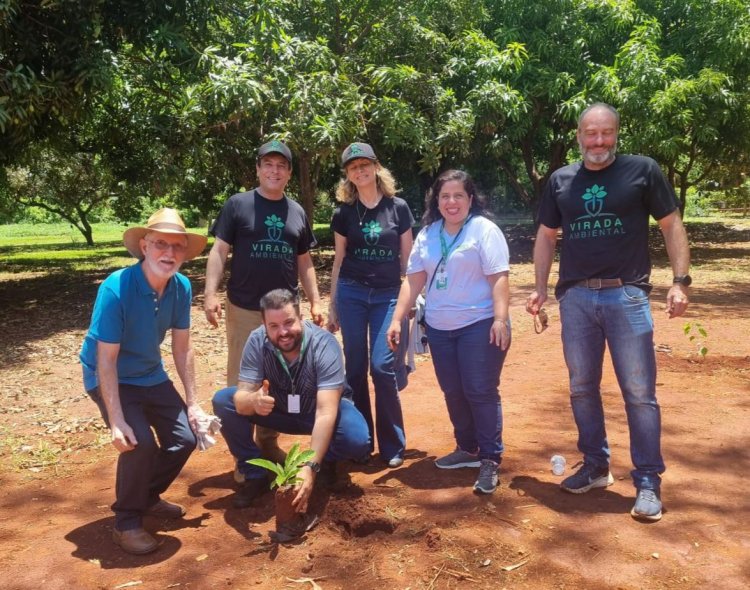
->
xmin=210 ymin=189 xmax=316 ymax=310
xmin=537 ymin=155 xmax=678 ymax=298
xmin=330 ymin=196 xmax=414 ymax=288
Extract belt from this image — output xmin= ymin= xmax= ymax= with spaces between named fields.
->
xmin=575 ymin=278 xmax=623 ymax=289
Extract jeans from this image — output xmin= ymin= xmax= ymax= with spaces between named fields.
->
xmin=335 ymin=279 xmax=405 ymax=461
xmin=425 ymin=317 xmax=508 ymax=463
xmin=88 ymin=381 xmax=196 ymax=531
xmin=559 ymin=285 xmax=664 ymax=490
xmin=212 ymin=387 xmax=371 ymax=480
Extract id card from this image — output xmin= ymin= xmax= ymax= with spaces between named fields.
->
xmin=288 ymin=394 xmax=301 ymax=414
xmin=435 ymin=268 xmax=448 ymax=290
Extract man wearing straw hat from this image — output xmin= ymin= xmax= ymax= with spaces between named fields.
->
xmin=80 ymin=208 xmax=208 ymax=554
xmin=204 ymin=139 xmax=323 ymax=468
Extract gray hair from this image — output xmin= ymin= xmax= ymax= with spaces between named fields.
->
xmin=578 ymin=102 xmax=620 ymax=130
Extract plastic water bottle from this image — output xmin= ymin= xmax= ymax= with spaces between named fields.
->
xmin=550 ymin=455 xmax=566 ymax=476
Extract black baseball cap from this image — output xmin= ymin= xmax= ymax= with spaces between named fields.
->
xmin=257 ymin=139 xmax=292 ymax=164
xmin=341 ymin=142 xmax=377 ymax=167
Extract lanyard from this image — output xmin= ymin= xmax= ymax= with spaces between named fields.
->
xmin=272 ymin=333 xmax=308 ymax=392
xmin=428 ymin=215 xmax=472 ymax=292
xmin=438 ymin=215 xmax=471 ymax=262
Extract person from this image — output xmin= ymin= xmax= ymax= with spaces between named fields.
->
xmin=79 ymin=208 xmax=208 ymax=555
xmin=326 ymin=142 xmax=415 ymax=468
xmin=204 ymin=139 xmax=323 ymax=465
xmin=386 ymin=170 xmax=511 ymax=494
xmin=525 ymin=102 xmax=691 ymax=522
xmin=212 ymin=289 xmax=371 ymax=510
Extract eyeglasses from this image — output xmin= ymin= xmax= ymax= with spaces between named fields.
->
xmin=147 ymin=239 xmax=187 ymax=254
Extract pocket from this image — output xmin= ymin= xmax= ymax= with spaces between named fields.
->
xmin=622 ymin=284 xmax=648 ymax=302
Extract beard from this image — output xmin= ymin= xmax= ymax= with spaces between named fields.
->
xmin=580 ymin=142 xmax=617 ymax=167
xmin=271 ymin=331 xmax=303 ymax=354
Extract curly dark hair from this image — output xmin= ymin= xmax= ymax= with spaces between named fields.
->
xmin=421 ymin=169 xmax=491 ymax=226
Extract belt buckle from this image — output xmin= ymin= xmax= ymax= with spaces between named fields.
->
xmin=587 ymin=278 xmax=603 ymax=289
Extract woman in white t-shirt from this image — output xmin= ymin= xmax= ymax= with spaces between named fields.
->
xmin=386 ymin=169 xmax=511 ymax=494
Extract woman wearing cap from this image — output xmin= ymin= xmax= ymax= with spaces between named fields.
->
xmin=386 ymin=170 xmax=511 ymax=494
xmin=327 ymin=143 xmax=415 ymax=468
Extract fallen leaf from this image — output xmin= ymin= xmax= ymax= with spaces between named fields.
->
xmin=286 ymin=577 xmax=325 ymax=590
xmin=480 ymin=558 xmax=492 ymax=567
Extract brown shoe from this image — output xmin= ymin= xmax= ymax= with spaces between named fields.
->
xmin=112 ymin=528 xmax=158 ymax=555
xmin=146 ymin=499 xmax=186 ymax=519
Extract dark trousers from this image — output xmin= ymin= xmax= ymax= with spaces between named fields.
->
xmin=88 ymin=381 xmax=196 ymax=531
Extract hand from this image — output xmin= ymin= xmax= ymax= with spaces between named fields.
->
xmin=489 ymin=318 xmax=511 ymax=350
xmin=204 ymin=293 xmax=222 ymax=328
xmin=526 ymin=290 xmax=547 ymax=316
xmin=666 ymin=284 xmax=689 ymax=318
xmin=310 ymin=303 xmax=325 ymax=327
xmin=385 ymin=321 xmax=401 ymax=352
xmin=326 ymin=308 xmax=339 ymax=333
xmin=292 ymin=465 xmax=315 ymax=513
xmin=187 ymin=402 xmax=206 ymax=434
xmin=111 ymin=419 xmax=137 ymax=453
xmin=254 ymin=380 xmax=275 ymax=416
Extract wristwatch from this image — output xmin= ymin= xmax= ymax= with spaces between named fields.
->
xmin=673 ymin=275 xmax=692 ymax=287
xmin=302 ymin=461 xmax=320 ymax=473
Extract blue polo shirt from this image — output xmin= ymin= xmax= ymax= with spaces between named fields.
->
xmin=80 ymin=262 xmax=192 ymax=391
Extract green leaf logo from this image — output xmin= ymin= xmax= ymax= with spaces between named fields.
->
xmin=349 ymin=144 xmax=364 ymax=156
xmin=581 ymin=184 xmax=607 ymax=217
xmin=362 ymin=220 xmax=382 ymax=245
xmin=265 ymin=214 xmax=285 ymax=241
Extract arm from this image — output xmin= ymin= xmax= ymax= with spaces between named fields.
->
xmin=399 ymin=228 xmax=414 ymax=275
xmin=171 ymin=328 xmax=204 ymax=433
xmin=96 ymin=341 xmax=137 ymax=453
xmin=326 ymin=232 xmax=347 ymax=333
xmin=487 ymin=271 xmax=511 ymax=350
xmin=293 ymin=387 xmax=342 ymax=512
xmin=204 ymin=237 xmax=231 ymax=327
xmin=298 ymin=251 xmax=323 ymax=326
xmin=386 ymin=271 xmax=427 ymax=351
xmin=525 ymin=224 xmax=558 ymax=315
xmin=658 ymin=210 xmax=691 ymax=318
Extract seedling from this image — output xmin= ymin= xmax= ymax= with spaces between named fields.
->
xmin=247 ymin=442 xmax=315 ymax=489
xmin=683 ymin=322 xmax=708 ymax=358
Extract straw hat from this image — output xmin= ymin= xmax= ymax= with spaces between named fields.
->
xmin=122 ymin=208 xmax=207 ymax=261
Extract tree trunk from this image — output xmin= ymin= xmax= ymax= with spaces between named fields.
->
xmin=297 ymin=152 xmax=315 ymax=221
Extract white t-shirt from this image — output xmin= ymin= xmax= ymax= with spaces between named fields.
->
xmin=407 ymin=215 xmax=510 ymax=331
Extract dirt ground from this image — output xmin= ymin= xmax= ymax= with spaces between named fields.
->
xmin=0 ymin=222 xmax=748 ymax=590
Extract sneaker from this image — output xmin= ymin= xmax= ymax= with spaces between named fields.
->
xmin=631 ymin=488 xmax=662 ymax=521
xmin=435 ymin=447 xmax=481 ymax=469
xmin=560 ymin=462 xmax=614 ymax=494
xmin=473 ymin=459 xmax=499 ymax=494
xmin=232 ymin=477 xmax=269 ymax=509
xmin=386 ymin=456 xmax=404 ymax=468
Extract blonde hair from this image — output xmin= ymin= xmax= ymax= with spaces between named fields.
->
xmin=335 ymin=164 xmax=399 ymax=204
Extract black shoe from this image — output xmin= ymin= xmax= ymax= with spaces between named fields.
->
xmin=233 ymin=477 xmax=269 ymax=508
xmin=317 ymin=460 xmax=339 ymax=489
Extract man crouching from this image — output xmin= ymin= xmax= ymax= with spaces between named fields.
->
xmin=212 ymin=288 xmax=370 ymax=512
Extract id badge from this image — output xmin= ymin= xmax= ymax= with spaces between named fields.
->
xmin=435 ymin=268 xmax=448 ymax=290
xmin=288 ymin=394 xmax=301 ymax=414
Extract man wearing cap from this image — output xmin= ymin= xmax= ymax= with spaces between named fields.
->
xmin=80 ymin=208 xmax=208 ymax=554
xmin=204 ymin=140 xmax=323 ymax=465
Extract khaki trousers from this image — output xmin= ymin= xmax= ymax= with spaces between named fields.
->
xmin=225 ymin=300 xmax=284 ymax=462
